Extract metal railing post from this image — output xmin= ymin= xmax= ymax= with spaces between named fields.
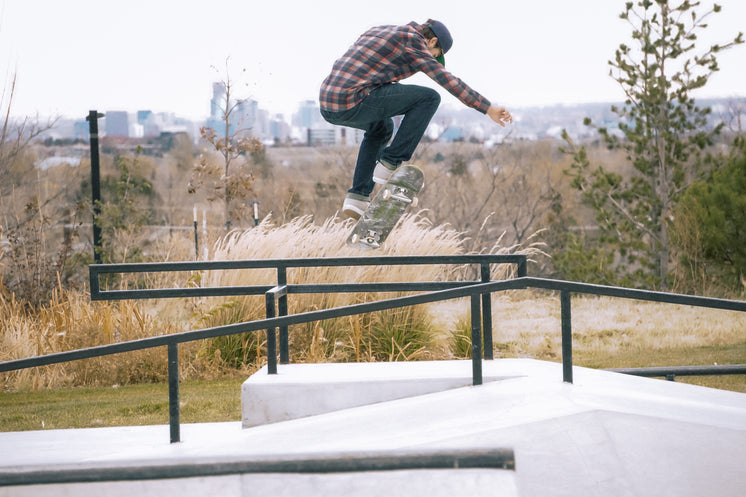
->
xmin=265 ymin=293 xmax=278 ymax=374
xmin=480 ymin=263 xmax=493 ymax=360
xmin=561 ymin=290 xmax=573 ymax=383
xmin=470 ymin=294 xmax=483 ymax=386
xmin=86 ymin=110 xmax=104 ymax=264
xmin=517 ymin=258 xmax=527 ymax=277
xmin=167 ymin=342 xmax=180 ymax=443
xmin=277 ymin=267 xmax=289 ymax=364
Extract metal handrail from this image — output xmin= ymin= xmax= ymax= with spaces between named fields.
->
xmin=2 ymin=256 xmax=745 ymax=444
xmin=609 ymin=364 xmax=746 ymax=381
xmin=0 ymin=448 xmax=516 ymax=486
xmin=4 ymin=255 xmax=526 ymax=443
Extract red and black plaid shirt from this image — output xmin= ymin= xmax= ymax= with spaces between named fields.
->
xmin=319 ymin=22 xmax=491 ymax=114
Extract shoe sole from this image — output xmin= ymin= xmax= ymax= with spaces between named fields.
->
xmin=342 ymin=205 xmax=366 ymax=220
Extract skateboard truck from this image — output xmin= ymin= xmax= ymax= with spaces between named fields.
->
xmin=383 ymin=186 xmax=419 ymax=207
xmin=350 ymin=230 xmax=382 ymax=248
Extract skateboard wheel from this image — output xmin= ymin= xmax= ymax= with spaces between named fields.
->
xmin=351 ymin=234 xmax=359 ymax=244
xmin=412 ymin=196 xmax=419 ymax=208
xmin=382 ymin=189 xmax=391 ymax=200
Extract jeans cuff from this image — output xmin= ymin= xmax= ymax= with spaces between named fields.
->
xmin=345 ymin=192 xmax=370 ymax=201
xmin=378 ymin=159 xmax=397 ymax=170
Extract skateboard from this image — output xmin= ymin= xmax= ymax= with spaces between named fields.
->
xmin=347 ymin=165 xmax=424 ymax=250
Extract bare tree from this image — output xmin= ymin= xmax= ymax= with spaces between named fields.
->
xmin=188 ymin=59 xmax=263 ymax=230
xmin=422 ymin=140 xmax=563 ymax=251
xmin=1 ymin=73 xmax=58 ymax=198
xmin=0 ymin=72 xmax=84 ymax=309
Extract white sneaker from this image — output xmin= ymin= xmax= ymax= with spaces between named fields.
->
xmin=373 ymin=160 xmax=397 ymax=184
xmin=342 ymin=194 xmax=370 ymax=220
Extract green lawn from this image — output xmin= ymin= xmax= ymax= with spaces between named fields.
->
xmin=572 ymin=342 xmax=746 ymax=393
xmin=2 ymin=346 xmax=744 ymax=434
xmin=0 ymin=377 xmax=244 ymax=432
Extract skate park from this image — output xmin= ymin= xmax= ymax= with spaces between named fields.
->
xmin=1 ymin=254 xmax=745 ymax=496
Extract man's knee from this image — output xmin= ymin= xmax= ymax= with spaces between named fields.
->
xmin=366 ymin=119 xmax=394 ymax=142
xmin=423 ymin=88 xmax=441 ymax=108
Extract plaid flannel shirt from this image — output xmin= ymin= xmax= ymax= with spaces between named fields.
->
xmin=319 ymin=22 xmax=491 ymax=114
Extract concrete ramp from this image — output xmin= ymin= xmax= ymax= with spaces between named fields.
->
xmin=1 ymin=359 xmax=745 ymax=496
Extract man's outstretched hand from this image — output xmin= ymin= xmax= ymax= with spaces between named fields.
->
xmin=487 ymin=105 xmax=513 ymax=127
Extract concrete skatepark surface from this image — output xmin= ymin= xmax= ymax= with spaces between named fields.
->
xmin=1 ymin=359 xmax=745 ymax=496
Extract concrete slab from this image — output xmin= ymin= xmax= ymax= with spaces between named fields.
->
xmin=242 ymin=359 xmax=523 ymax=426
xmin=1 ymin=359 xmax=745 ymax=497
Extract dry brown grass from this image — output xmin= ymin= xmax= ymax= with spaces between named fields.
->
xmin=486 ymin=294 xmax=744 ymax=353
xmin=1 ymin=212 xmax=518 ymax=391
xmin=0 ymin=285 xmax=194 ymax=391
xmin=2 ymin=213 xmax=743 ymax=394
xmin=198 ymin=213 xmax=501 ymax=367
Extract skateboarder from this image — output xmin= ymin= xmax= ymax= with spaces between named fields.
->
xmin=319 ymin=19 xmax=513 ymax=219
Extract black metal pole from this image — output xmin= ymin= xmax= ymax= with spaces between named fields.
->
xmin=193 ymin=206 xmax=199 ymax=260
xmin=167 ymin=342 xmax=181 ymax=443
xmin=265 ymin=292 xmax=277 ymax=374
xmin=470 ymin=294 xmax=483 ymax=386
xmin=561 ymin=290 xmax=573 ymax=383
xmin=277 ymin=267 xmax=289 ymax=364
xmin=480 ymin=263 xmax=493 ymax=360
xmin=517 ymin=258 xmax=527 ymax=277
xmin=86 ymin=111 xmax=104 ymax=264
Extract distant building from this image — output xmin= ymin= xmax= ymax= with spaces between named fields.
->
xmin=206 ymin=83 xmax=263 ymax=137
xmin=105 ymin=111 xmax=129 ymax=137
xmin=235 ymin=98 xmax=259 ymax=135
xmin=346 ymin=127 xmax=365 ymax=145
xmin=270 ymin=114 xmax=291 ymax=143
xmin=210 ymin=82 xmax=226 ymax=119
xmin=295 ymin=100 xmax=322 ymax=129
xmin=308 ymin=127 xmax=336 ymax=146
xmin=441 ymin=126 xmax=465 ymax=142
xmin=129 ymin=122 xmax=145 ymax=139
xmin=73 ymin=120 xmax=89 ymax=140
xmin=137 ymin=110 xmax=153 ymax=125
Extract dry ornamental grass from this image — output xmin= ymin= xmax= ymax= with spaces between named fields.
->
xmin=1 ymin=214 xmax=744 ymax=394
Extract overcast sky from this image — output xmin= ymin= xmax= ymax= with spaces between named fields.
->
xmin=1 ymin=0 xmax=744 ymax=121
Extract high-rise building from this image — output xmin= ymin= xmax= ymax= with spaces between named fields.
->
xmin=104 ymin=111 xmax=129 ymax=137
xmin=137 ymin=110 xmax=153 ymax=125
xmin=270 ymin=114 xmax=291 ymax=143
xmin=210 ymin=82 xmax=227 ymax=119
xmin=206 ymin=83 xmax=234 ymax=135
xmin=296 ymin=100 xmax=321 ymax=129
xmin=235 ymin=98 xmax=259 ymax=134
xmin=73 ymin=120 xmax=89 ymax=140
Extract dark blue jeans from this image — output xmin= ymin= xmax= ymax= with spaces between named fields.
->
xmin=321 ymin=83 xmax=440 ymax=197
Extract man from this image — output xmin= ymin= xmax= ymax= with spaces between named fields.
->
xmin=320 ymin=19 xmax=513 ymax=219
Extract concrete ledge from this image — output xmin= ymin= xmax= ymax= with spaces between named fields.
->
xmin=242 ymin=360 xmax=524 ymax=427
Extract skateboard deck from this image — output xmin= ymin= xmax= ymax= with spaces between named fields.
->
xmin=347 ymin=165 xmax=424 ymax=250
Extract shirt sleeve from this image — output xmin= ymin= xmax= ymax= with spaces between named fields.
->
xmin=404 ymin=35 xmax=492 ymax=114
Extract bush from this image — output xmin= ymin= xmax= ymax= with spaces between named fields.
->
xmin=672 ymin=138 xmax=746 ymax=294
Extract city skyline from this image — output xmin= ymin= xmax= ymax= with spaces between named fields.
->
xmin=40 ymin=92 xmax=746 ymax=147
xmin=1 ymin=1 xmax=744 ymax=122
